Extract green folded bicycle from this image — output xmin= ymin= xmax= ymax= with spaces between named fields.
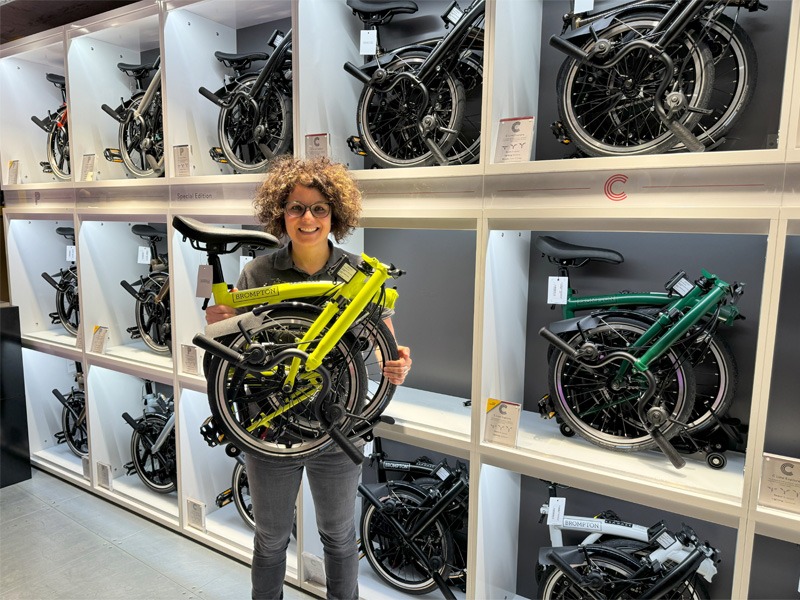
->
xmin=173 ymin=216 xmax=402 ymax=464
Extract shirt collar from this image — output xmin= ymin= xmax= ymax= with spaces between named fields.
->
xmin=274 ymin=240 xmax=344 ymax=276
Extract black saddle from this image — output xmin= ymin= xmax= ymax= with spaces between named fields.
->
xmin=46 ymin=73 xmax=66 ymax=89
xmin=55 ymin=226 xmax=74 ymax=240
xmin=535 ymin=236 xmax=623 ymax=266
xmin=347 ymin=0 xmax=418 ymax=25
xmin=116 ymin=57 xmax=159 ymax=80
xmin=132 ymin=223 xmax=167 ymax=240
xmin=173 ymin=216 xmax=280 ymax=252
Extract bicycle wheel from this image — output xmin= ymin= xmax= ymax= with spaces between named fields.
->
xmin=360 ymin=484 xmax=454 ymax=595
xmin=206 ymin=306 xmax=367 ymax=459
xmin=217 ymin=72 xmax=292 ymax=174
xmin=130 ymin=413 xmax=176 ymax=493
xmin=548 ymin=316 xmax=696 ymax=452
xmin=232 ymin=460 xmax=255 ymax=529
xmin=349 ymin=316 xmax=398 ymax=436
xmin=681 ymin=332 xmax=737 ymax=434
xmin=684 ymin=14 xmax=757 ymax=149
xmin=119 ymin=92 xmax=164 ymax=178
xmin=356 ymin=51 xmax=465 ymax=168
xmin=556 ymin=13 xmax=714 ymax=156
xmin=134 ymin=272 xmax=171 ymax=354
xmin=55 ymin=266 xmax=79 ymax=336
xmin=46 ymin=106 xmax=70 ymax=180
xmin=61 ymin=390 xmax=88 ymax=457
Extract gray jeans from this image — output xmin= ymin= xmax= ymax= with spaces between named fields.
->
xmin=245 ymin=446 xmax=362 ymax=600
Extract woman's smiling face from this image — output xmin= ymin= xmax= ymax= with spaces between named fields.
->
xmin=283 ymin=184 xmax=332 ymax=250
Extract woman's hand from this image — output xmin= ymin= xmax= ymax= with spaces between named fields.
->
xmin=383 ymin=345 xmax=412 ymax=386
xmin=205 ymin=288 xmax=238 ymax=324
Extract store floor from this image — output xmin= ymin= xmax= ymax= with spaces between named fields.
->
xmin=0 ymin=468 xmax=316 ymax=600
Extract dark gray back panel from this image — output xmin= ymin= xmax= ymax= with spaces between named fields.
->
xmin=748 ymin=534 xmax=800 ymax=599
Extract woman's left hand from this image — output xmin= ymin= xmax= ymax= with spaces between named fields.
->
xmin=383 ymin=345 xmax=412 ymax=386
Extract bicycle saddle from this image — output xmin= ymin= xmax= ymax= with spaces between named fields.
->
xmin=347 ymin=0 xmax=418 ymax=24
xmin=172 ymin=215 xmax=280 ymax=250
xmin=55 ymin=226 xmax=74 ymax=239
xmin=116 ymin=60 xmax=158 ymax=80
xmin=46 ymin=73 xmax=65 ymax=88
xmin=535 ymin=236 xmax=623 ymax=265
xmin=132 ymin=223 xmax=166 ymax=239
xmin=214 ymin=51 xmax=269 ymax=69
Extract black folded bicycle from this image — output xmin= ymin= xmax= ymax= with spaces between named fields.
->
xmin=30 ymin=72 xmax=70 ymax=180
xmin=52 ymin=362 xmax=87 ymax=457
xmin=41 ymin=226 xmax=79 ymax=336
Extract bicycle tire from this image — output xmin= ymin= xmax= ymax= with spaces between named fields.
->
xmin=360 ymin=483 xmax=454 ymax=595
xmin=349 ymin=316 xmax=398 ymax=436
xmin=537 ymin=542 xmax=708 ymax=599
xmin=232 ymin=460 xmax=255 ymax=529
xmin=55 ymin=266 xmax=79 ymax=336
xmin=130 ymin=413 xmax=176 ymax=493
xmin=356 ymin=51 xmax=465 ymax=168
xmin=556 ymin=13 xmax=714 ymax=157
xmin=217 ymin=72 xmax=293 ymax=174
xmin=46 ymin=106 xmax=70 ymax=180
xmin=134 ymin=272 xmax=171 ymax=354
xmin=61 ymin=390 xmax=88 ymax=457
xmin=681 ymin=13 xmax=757 ymax=150
xmin=206 ymin=306 xmax=367 ymax=459
xmin=547 ymin=316 xmax=696 ymax=453
xmin=119 ymin=92 xmax=164 ymax=178
xmin=680 ymin=332 xmax=737 ymax=434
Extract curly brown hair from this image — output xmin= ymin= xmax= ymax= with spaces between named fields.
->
xmin=253 ymin=156 xmax=362 ymax=242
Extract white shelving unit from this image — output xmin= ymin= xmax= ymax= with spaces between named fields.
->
xmin=3 ymin=0 xmax=800 ymax=598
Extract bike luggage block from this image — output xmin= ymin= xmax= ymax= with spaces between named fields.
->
xmin=103 ymin=148 xmax=124 ymax=163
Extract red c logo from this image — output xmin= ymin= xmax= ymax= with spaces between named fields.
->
xmin=604 ymin=174 xmax=628 ymax=201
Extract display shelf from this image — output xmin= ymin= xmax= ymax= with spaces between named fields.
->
xmin=163 ymin=0 xmax=292 ymax=179
xmin=0 ymin=28 xmax=70 ymax=187
xmin=66 ymin=2 xmax=163 ymax=182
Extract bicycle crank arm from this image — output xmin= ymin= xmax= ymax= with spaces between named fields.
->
xmin=120 ymin=278 xmax=143 ymax=300
xmin=121 ymin=412 xmax=145 ymax=432
xmin=539 ymin=327 xmax=580 ymax=359
xmin=101 ymin=103 xmax=126 ymax=124
xmin=41 ymin=271 xmax=61 ymax=290
xmin=549 ymin=35 xmax=591 ymax=63
xmin=51 ymin=389 xmax=79 ymax=418
xmin=145 ymin=153 xmax=164 ymax=175
xmin=544 ymin=550 xmax=605 ymax=600
xmin=648 ymin=426 xmax=686 ymax=469
xmin=198 ymin=86 xmax=226 ymax=108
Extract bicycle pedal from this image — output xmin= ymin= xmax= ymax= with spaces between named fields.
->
xmin=537 ymin=394 xmax=556 ymax=419
xmin=550 ymin=121 xmax=572 ymax=145
xmin=215 ymin=488 xmax=234 ymax=508
xmin=346 ymin=136 xmax=367 ymax=156
xmin=103 ymin=148 xmax=124 ymax=163
xmin=124 ymin=461 xmax=137 ymax=476
xmin=208 ymin=147 xmax=229 ymax=164
xmin=200 ymin=416 xmax=225 ymax=447
xmin=126 ymin=325 xmax=142 ymax=339
xmin=40 ymin=161 xmax=54 ymax=174
xmin=48 ymin=311 xmax=62 ymax=325
xmin=54 ymin=431 xmax=67 ymax=444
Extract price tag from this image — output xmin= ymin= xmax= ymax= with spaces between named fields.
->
xmin=80 ymin=154 xmax=95 ymax=181
xmin=547 ymin=497 xmax=566 ymax=526
xmin=305 ymin=133 xmax=329 ymax=159
xmin=547 ymin=276 xmax=569 ymax=305
xmin=493 ymin=117 xmax=535 ymax=163
xmin=759 ymin=453 xmax=800 ymax=514
xmin=137 ymin=246 xmax=152 ymax=265
xmin=90 ymin=325 xmax=109 ymax=354
xmin=66 ymin=245 xmax=77 ymax=262
xmin=240 ymin=255 xmax=254 ymax=272
xmin=483 ymin=398 xmax=521 ymax=447
xmin=7 ymin=160 xmax=19 ymax=184
xmin=360 ymin=30 xmax=377 ymax=55
xmin=181 ymin=344 xmax=198 ymax=375
xmin=187 ymin=498 xmax=206 ymax=531
xmin=196 ymin=264 xmax=213 ymax=298
xmin=173 ymin=145 xmax=191 ymax=177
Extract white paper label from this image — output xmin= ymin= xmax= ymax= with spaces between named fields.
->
xmin=672 ymin=277 xmax=694 ymax=297
xmin=137 ymin=246 xmax=152 ymax=265
xmin=360 ymin=30 xmax=377 ymax=55
xmin=547 ymin=276 xmax=569 ymax=305
xmin=196 ymin=264 xmax=213 ymax=298
xmin=187 ymin=498 xmax=206 ymax=531
xmin=90 ymin=325 xmax=109 ymax=354
xmin=547 ymin=497 xmax=566 ymax=526
xmin=759 ymin=454 xmax=800 ymax=514
xmin=75 ymin=322 xmax=84 ymax=349
xmin=97 ymin=462 xmax=113 ymax=490
xmin=7 ymin=160 xmax=19 ymax=184
xmin=173 ymin=145 xmax=191 ymax=177
xmin=574 ymin=0 xmax=594 ymax=12
xmin=305 ymin=133 xmax=329 ymax=159
xmin=483 ymin=398 xmax=521 ymax=447
xmin=240 ymin=255 xmax=254 ymax=272
xmin=181 ymin=344 xmax=198 ymax=375
xmin=494 ymin=117 xmax=535 ymax=163
xmin=82 ymin=456 xmax=90 ymax=480
xmin=66 ymin=245 xmax=77 ymax=262
xmin=80 ymin=154 xmax=95 ymax=181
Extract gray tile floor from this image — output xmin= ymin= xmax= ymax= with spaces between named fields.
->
xmin=0 ymin=468 xmax=316 ymax=600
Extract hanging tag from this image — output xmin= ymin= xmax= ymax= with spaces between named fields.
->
xmin=240 ymin=255 xmax=254 ymax=272
xmin=173 ymin=145 xmax=191 ymax=177
xmin=360 ymin=30 xmax=377 ymax=55
xmin=547 ymin=276 xmax=568 ymax=305
xmin=66 ymin=245 xmax=77 ymax=262
xmin=7 ymin=160 xmax=19 ymax=184
xmin=181 ymin=344 xmax=198 ymax=375
xmin=90 ymin=325 xmax=109 ymax=354
xmin=546 ymin=496 xmax=566 ymax=526
xmin=137 ymin=246 xmax=152 ymax=264
xmin=574 ymin=0 xmax=595 ymax=12
xmin=196 ymin=264 xmax=213 ymax=298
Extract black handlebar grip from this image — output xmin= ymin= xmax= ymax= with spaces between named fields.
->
xmin=51 ymin=388 xmax=70 ymax=407
xmin=101 ymin=103 xmax=125 ymax=124
xmin=41 ymin=271 xmax=60 ymax=290
xmin=327 ymin=426 xmax=365 ymax=465
xmin=539 ymin=327 xmax=579 ymax=359
xmin=343 ymin=61 xmax=372 ymax=85
xmin=198 ymin=86 xmax=224 ymax=107
xmin=549 ymin=35 xmax=591 ymax=63
xmin=192 ymin=334 xmax=246 ymax=366
xmin=120 ymin=279 xmax=140 ymax=300
xmin=31 ymin=115 xmax=50 ymax=132
xmin=649 ymin=427 xmax=686 ymax=469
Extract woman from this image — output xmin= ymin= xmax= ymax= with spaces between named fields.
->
xmin=206 ymin=156 xmax=412 ymax=600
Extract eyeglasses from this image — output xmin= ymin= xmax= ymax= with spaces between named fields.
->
xmin=283 ymin=201 xmax=331 ymax=219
